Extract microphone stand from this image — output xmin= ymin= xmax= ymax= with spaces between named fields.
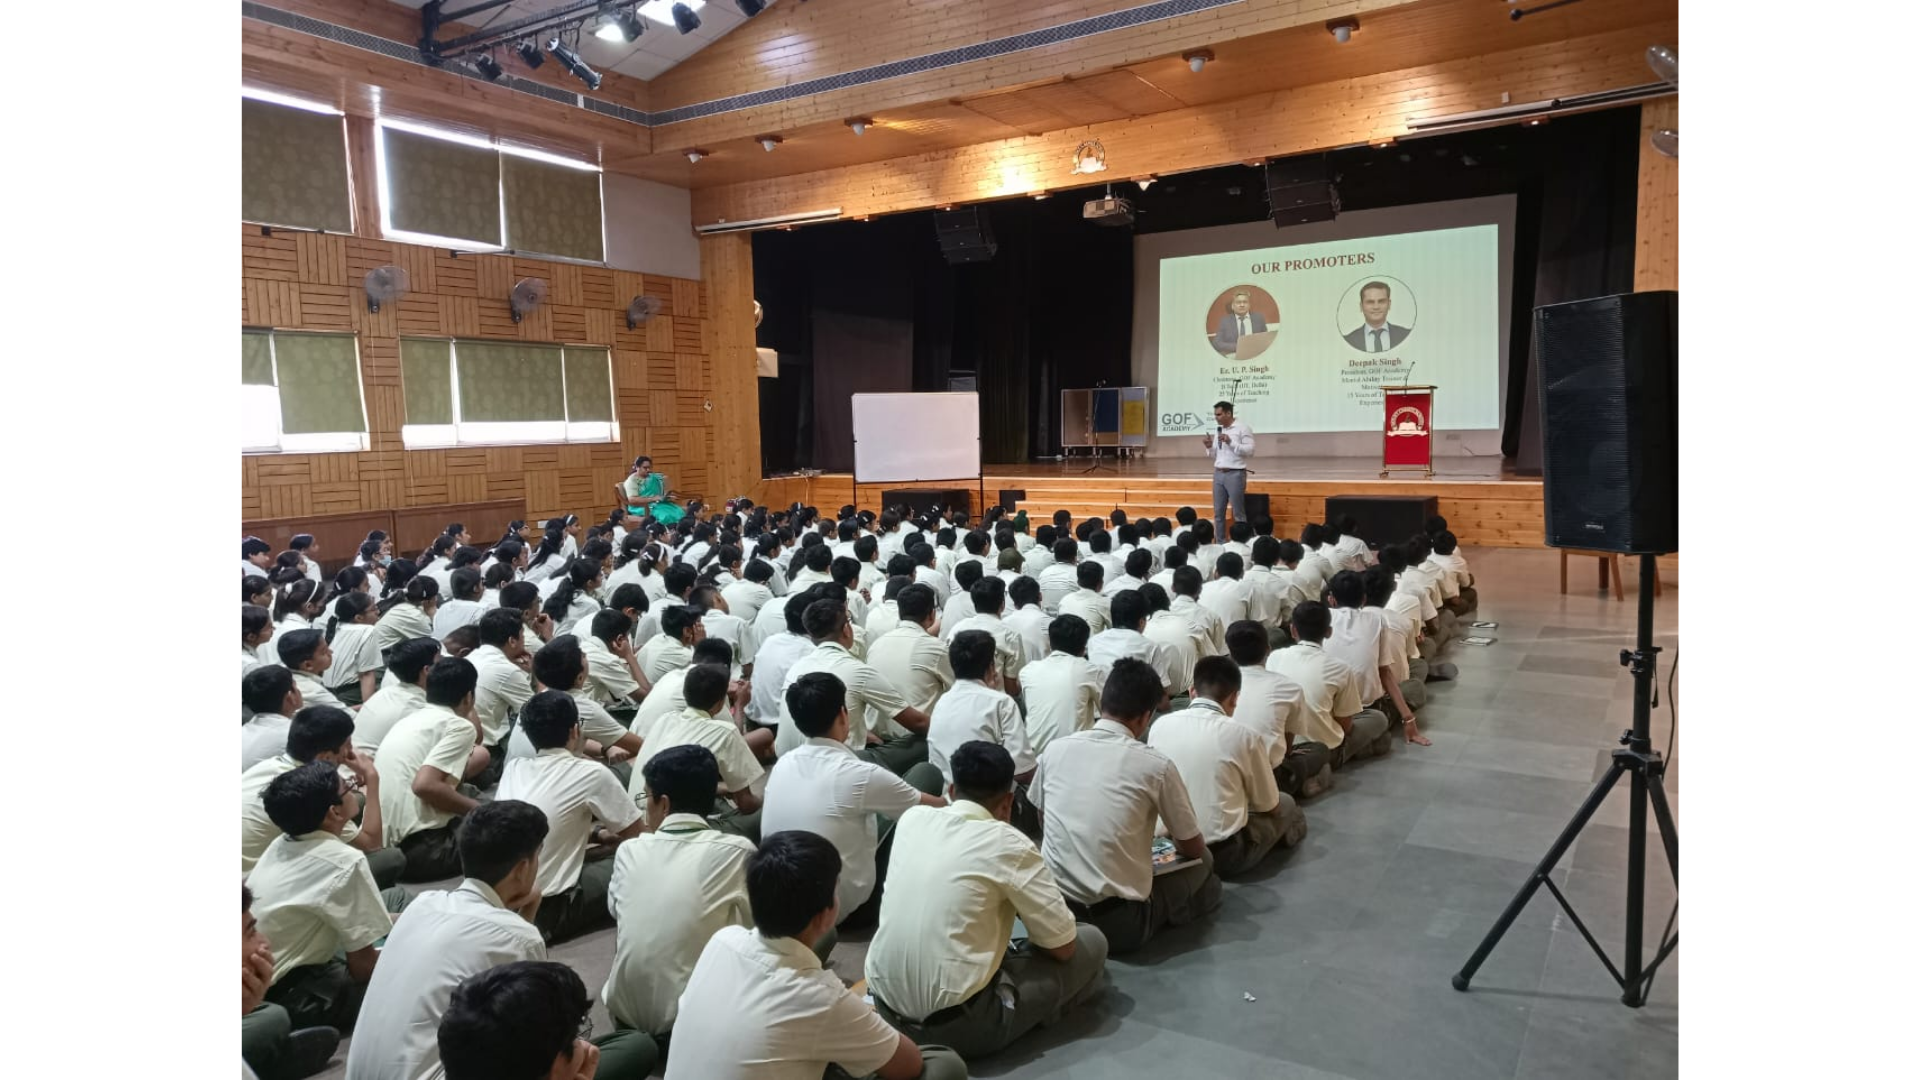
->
xmin=1080 ymin=386 xmax=1115 ymax=475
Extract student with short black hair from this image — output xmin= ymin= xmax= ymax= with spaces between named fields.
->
xmin=665 ymin=831 xmax=968 ymax=1080
xmin=277 ymin=628 xmax=343 ymax=715
xmin=1147 ymin=657 xmax=1303 ymax=877
xmin=439 ymin=960 xmax=659 ymax=1080
xmin=1294 ymin=524 xmax=1334 ymax=598
xmin=510 ymin=634 xmax=644 ymax=770
xmin=747 ymin=584 xmax=825 ymax=727
xmin=241 ymin=704 xmax=402 ymax=887
xmin=244 ymin=536 xmax=275 ymax=579
xmin=1362 ymin=565 xmax=1430 ymax=745
xmin=1221 ymin=620 xmax=1307 ymax=771
xmin=243 ymin=665 xmax=303 ymax=770
xmin=1429 ymin=529 xmax=1476 ymax=613
xmin=249 ymin=761 xmax=413 ymax=1032
xmin=374 ymin=657 xmax=487 ymax=881
xmin=352 ymin=638 xmax=439 ymax=754
xmin=638 ymin=603 xmax=705 ymax=683
xmin=497 ymin=690 xmax=646 ymax=944
xmin=630 ymin=663 xmax=766 ymax=837
xmin=1268 ymin=601 xmax=1391 ymax=768
xmin=937 ymin=559 xmax=982 ymax=637
xmin=772 ymin=600 xmax=935 ymax=777
xmin=1030 ymin=658 xmax=1220 ymax=954
xmin=1020 ymin=614 xmax=1103 ymax=755
xmin=578 ymin=607 xmax=648 ymax=720
xmin=1199 ymin=550 xmax=1253 ymax=627
xmin=431 ymin=568 xmax=487 ymax=642
xmin=947 ymin=575 xmax=1026 ymax=695
xmin=1104 ymin=547 xmax=1153 ymax=598
xmin=468 ymin=608 xmax=535 ymax=784
xmin=243 ymin=603 xmax=275 ymax=683
xmin=867 ymin=582 xmax=955 ymax=721
xmin=1325 ymin=569 xmax=1426 ymax=748
xmin=1003 ymin=575 xmax=1053 ymax=663
xmin=1059 ymin=560 xmax=1111 ymax=634
xmin=927 ymin=630 xmax=1033 ymax=789
xmin=688 ymin=583 xmax=749 ymax=668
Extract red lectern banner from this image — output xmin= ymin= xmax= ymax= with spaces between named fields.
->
xmin=1380 ymin=386 xmax=1435 ymax=475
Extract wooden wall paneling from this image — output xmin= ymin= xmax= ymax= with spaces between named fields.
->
xmin=551 ymin=307 xmax=587 ymax=343
xmin=396 ymin=244 xmax=438 ymax=295
xmin=298 ymin=284 xmax=356 ymax=330
xmin=242 ymin=226 xmax=300 ymax=280
xmin=244 ymin=279 xmax=304 ymax=327
xmin=296 ymin=232 xmax=349 ymax=286
xmin=581 ymin=267 xmax=616 ymax=310
xmin=360 ymin=338 xmax=402 ymax=388
xmin=344 ymin=117 xmax=382 ymax=240
xmin=391 ymin=501 xmax=526 ymax=555
xmin=395 ymin=295 xmax=445 ymax=337
xmin=514 ymin=300 xmax=554 ymax=341
xmin=584 ymin=307 xmax=617 ymax=346
xmin=1635 ymin=97 xmax=1679 ymax=292
xmin=240 ymin=508 xmax=391 ymax=576
xmin=354 ymin=295 xmax=399 ymax=340
xmin=436 ymin=253 xmax=478 ymax=296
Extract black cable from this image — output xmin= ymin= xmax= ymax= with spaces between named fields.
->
xmin=1665 ymin=648 xmax=1678 ymax=765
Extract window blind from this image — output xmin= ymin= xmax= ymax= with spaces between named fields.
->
xmin=241 ymin=330 xmax=275 ymax=387
xmin=272 ymin=332 xmax=367 ymax=435
xmin=383 ymin=126 xmax=502 ymax=245
xmin=502 ymin=154 xmax=605 ymax=262
xmin=562 ymin=347 xmax=615 ymax=422
xmin=456 ymin=341 xmax=566 ymax=422
xmin=241 ymin=98 xmax=352 ymax=233
xmin=399 ymin=338 xmax=455 ymax=425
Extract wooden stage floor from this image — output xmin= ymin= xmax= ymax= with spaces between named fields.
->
xmin=759 ymin=457 xmax=1545 ymax=548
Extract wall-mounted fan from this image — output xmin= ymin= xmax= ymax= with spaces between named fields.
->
xmin=364 ymin=265 xmax=410 ymax=313
xmin=626 ymin=295 xmax=665 ymax=330
xmin=510 ymin=277 xmax=548 ymax=323
xmin=1647 ymin=45 xmax=1678 ymax=158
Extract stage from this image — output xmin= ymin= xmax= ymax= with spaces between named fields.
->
xmin=759 ymin=457 xmax=1547 ymax=548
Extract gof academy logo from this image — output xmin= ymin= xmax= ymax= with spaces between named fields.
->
xmin=1386 ymin=406 xmax=1428 ymax=437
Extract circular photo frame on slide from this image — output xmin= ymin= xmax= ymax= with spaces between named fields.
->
xmin=1205 ymin=284 xmax=1280 ymax=362
xmin=1336 ymin=275 xmax=1418 ymax=354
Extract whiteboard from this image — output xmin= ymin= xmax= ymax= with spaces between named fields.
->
xmin=852 ymin=392 xmax=981 ymax=484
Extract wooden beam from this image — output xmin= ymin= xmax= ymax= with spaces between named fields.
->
xmin=701 ymin=234 xmax=763 ymax=499
xmin=1634 ymin=97 xmax=1679 ymax=291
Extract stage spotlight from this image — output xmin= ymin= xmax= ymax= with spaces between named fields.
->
xmin=516 ymin=40 xmax=545 ymax=69
xmin=686 ymin=148 xmax=708 ymax=163
xmin=548 ymin=39 xmax=604 ymax=90
xmin=736 ymin=0 xmax=766 ymax=14
xmin=1183 ymin=48 xmax=1213 ymax=73
xmin=845 ymin=117 xmax=872 ymax=136
xmin=598 ymin=9 xmax=645 ymax=42
xmin=472 ymin=53 xmax=504 ymax=81
xmin=672 ymin=2 xmax=701 ymax=33
xmin=1327 ymin=17 xmax=1358 ymax=43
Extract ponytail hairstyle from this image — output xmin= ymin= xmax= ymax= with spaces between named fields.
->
xmin=273 ymin=579 xmax=322 ymax=623
xmin=542 ymin=558 xmax=602 ymax=622
xmin=527 ymin=525 xmax=566 ymax=572
xmin=376 ymin=558 xmax=421 ymax=613
xmin=449 ymin=568 xmax=484 ymax=603
xmin=358 ymin=539 xmax=384 ymax=566
xmin=268 ymin=566 xmax=308 ymax=588
xmin=498 ymin=521 xmax=528 ymax=547
xmin=405 ymin=576 xmax=439 ymax=609
xmin=638 ymin=541 xmax=669 ymax=577
xmin=326 ymin=592 xmax=376 ymax=643
xmin=697 ymin=544 xmax=742 ymax=584
xmin=615 ymin=532 xmax=649 ymax=569
xmin=448 ymin=545 xmax=487 ymax=571
xmin=244 ymin=575 xmax=272 ymax=606
xmin=420 ymin=534 xmax=457 ymax=565
xmin=490 ymin=540 xmax=525 ymax=569
xmin=327 ymin=565 xmax=370 ymax=604
xmin=483 ymin=562 xmax=517 ymax=591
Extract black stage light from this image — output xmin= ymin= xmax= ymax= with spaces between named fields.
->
xmin=736 ymin=0 xmax=767 ymax=15
xmin=672 ymin=2 xmax=701 ymax=34
xmin=516 ymin=40 xmax=545 ymax=69
xmin=472 ymin=53 xmax=504 ymax=81
xmin=548 ymin=39 xmax=604 ymax=91
xmin=615 ymin=9 xmax=646 ymax=42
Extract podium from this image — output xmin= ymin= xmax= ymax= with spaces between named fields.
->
xmin=1378 ymin=384 xmax=1436 ymax=479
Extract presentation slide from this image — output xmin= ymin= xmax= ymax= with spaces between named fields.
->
xmin=1154 ymin=223 xmax=1502 ymax=437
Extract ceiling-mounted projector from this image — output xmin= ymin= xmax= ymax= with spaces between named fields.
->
xmin=1082 ymin=195 xmax=1134 ymax=225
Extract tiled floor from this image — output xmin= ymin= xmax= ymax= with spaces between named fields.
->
xmin=312 ymin=547 xmax=1679 ymax=1080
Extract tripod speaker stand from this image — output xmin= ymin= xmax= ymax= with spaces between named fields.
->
xmin=1452 ymin=553 xmax=1678 ymax=1006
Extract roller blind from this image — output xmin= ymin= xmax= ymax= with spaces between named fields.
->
xmin=563 ymin=347 xmax=615 ymax=422
xmin=272 ymin=333 xmax=367 ymax=434
xmin=400 ymin=338 xmax=455 ymax=425
xmin=502 ymin=154 xmax=605 ymax=262
xmin=383 ymin=126 xmax=502 ymax=245
xmin=456 ymin=341 xmax=566 ymax=422
xmin=241 ymin=98 xmax=352 ymax=233
xmin=241 ymin=330 xmax=275 ymax=386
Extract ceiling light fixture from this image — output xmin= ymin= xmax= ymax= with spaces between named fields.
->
xmin=845 ymin=117 xmax=873 ymax=136
xmin=548 ymin=39 xmax=603 ymax=90
xmin=1646 ymin=44 xmax=1678 ymax=87
xmin=1327 ymin=17 xmax=1359 ymax=43
xmin=472 ymin=53 xmax=504 ymax=81
xmin=516 ymin=40 xmax=545 ymax=69
xmin=1183 ymin=48 xmax=1214 ymax=73
xmin=599 ymin=8 xmax=645 ymax=42
xmin=755 ymin=134 xmax=783 ymax=152
xmin=686 ymin=148 xmax=709 ymax=163
xmin=1650 ymin=129 xmax=1678 ymax=158
xmin=672 ymin=2 xmax=701 ymax=34
xmin=1034 ymin=191 xmax=1050 ymax=200
xmin=735 ymin=0 xmax=767 ymax=14
xmin=1136 ymin=176 xmax=1157 ymax=191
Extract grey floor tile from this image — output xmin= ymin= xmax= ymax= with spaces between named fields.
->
xmin=1453 ymin=734 xmax=1610 ymax=783
xmin=1406 ymin=801 xmax=1581 ymax=864
xmin=1254 ymin=965 xmax=1537 ymax=1080
xmin=1516 ymin=652 xmax=1632 ymax=681
xmin=1488 ymin=687 xmax=1615 ymax=725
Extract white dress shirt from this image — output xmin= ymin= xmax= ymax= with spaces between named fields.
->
xmin=351 ymin=682 xmax=424 ymax=754
xmin=927 ymin=679 xmax=1034 ymax=784
xmin=1058 ymin=588 xmax=1112 ymax=635
xmin=1198 ymin=576 xmax=1253 ymax=627
xmin=1146 ymin=699 xmax=1283 ymax=844
xmin=241 ymin=713 xmax=292 ymax=771
xmin=374 ymin=703 xmax=479 ymax=844
xmin=773 ymin=642 xmax=909 ymax=756
xmin=1170 ymin=595 xmax=1228 ymax=657
xmin=1325 ymin=606 xmax=1392 ymax=703
xmin=1141 ymin=612 xmax=1201 ymax=697
xmin=947 ymin=611 xmax=1028 ymax=685
xmin=1029 ymin=719 xmax=1203 ymax=905
xmin=469 ymin=644 xmax=534 ymax=746
xmin=1086 ymin=627 xmax=1176 ymax=693
xmin=1020 ymin=652 xmax=1104 ymax=754
xmin=747 ymin=632 xmax=815 ymax=725
xmin=1234 ymin=664 xmax=1306 ymax=767
xmin=497 ymin=748 xmax=642 ymax=896
xmin=866 ymin=623 xmax=954 ymax=721
xmin=248 ymin=831 xmax=392 ymax=983
xmin=1268 ymin=641 xmax=1364 ymax=750
xmin=937 ymin=592 xmax=977 ymax=639
xmin=603 ymin=816 xmax=756 ymax=1035
xmin=631 ymin=706 xmax=766 ymax=800
xmin=760 ymin=738 xmax=925 ymax=920
xmin=1037 ymin=563 xmax=1079 ymax=614
xmin=1204 ymin=421 xmax=1255 ymax=469
xmin=1003 ymin=604 xmax=1053 ymax=662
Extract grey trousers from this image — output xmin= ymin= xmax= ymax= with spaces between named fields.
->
xmin=828 ymin=1045 xmax=969 ymax=1080
xmin=859 ymin=733 xmax=931 ymax=778
xmin=534 ymin=856 xmax=616 ymax=945
xmin=1331 ymin=708 xmax=1391 ymax=768
xmin=1070 ymin=849 xmax=1222 ymax=955
xmin=875 ymin=925 xmax=1109 ymax=1059
xmin=1212 ymin=468 xmax=1248 ymax=537
xmin=1208 ymin=795 xmax=1305 ymax=877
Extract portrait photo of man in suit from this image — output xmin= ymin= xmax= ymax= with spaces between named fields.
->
xmin=1344 ymin=280 xmax=1413 ymax=353
xmin=1211 ymin=288 xmax=1276 ymax=359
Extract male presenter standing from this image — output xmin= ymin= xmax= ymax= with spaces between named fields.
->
xmin=1201 ymin=400 xmax=1255 ymax=538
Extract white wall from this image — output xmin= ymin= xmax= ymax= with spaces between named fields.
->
xmin=604 ymin=173 xmax=701 ymax=280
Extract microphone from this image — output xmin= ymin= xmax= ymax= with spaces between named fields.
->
xmin=1403 ymin=361 xmax=1416 ymax=389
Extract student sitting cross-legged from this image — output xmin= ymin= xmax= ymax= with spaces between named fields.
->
xmin=343 ymin=800 xmax=550 ymax=1080
xmin=248 ymin=761 xmax=413 ymax=1032
xmin=775 ymin=599 xmax=936 ymax=779
xmin=867 ymin=741 xmax=1109 ymax=1060
xmin=374 ymin=657 xmax=489 ymax=882
xmin=1020 ymin=614 xmax=1104 ymax=756
xmin=1029 ymin=658 xmax=1222 ymax=955
xmin=630 ymin=663 xmax=767 ymax=840
xmin=496 ymin=689 xmax=647 ymax=944
xmin=278 ymin=629 xmax=343 ymax=713
xmin=504 ymin=635 xmax=644 ymax=779
xmin=438 ymin=960 xmax=658 ymax=1080
xmin=663 ymin=830 xmax=970 ymax=1080
xmin=243 ymin=665 xmax=304 ymax=771
xmin=241 ymin=885 xmax=339 ymax=1080
xmin=1146 ymin=657 xmax=1306 ymax=877
xmin=1268 ymin=601 xmax=1391 ymax=769
xmin=241 ymin=704 xmax=404 ymax=888
xmin=351 ymin=638 xmax=440 ymax=756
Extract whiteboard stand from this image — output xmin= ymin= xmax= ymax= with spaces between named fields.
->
xmin=851 ymin=392 xmax=984 ymax=516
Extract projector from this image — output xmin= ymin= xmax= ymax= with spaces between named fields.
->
xmin=1082 ymin=195 xmax=1135 ymax=225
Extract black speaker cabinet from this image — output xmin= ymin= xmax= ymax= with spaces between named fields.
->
xmin=1324 ymin=495 xmax=1437 ymax=547
xmin=998 ymin=489 xmax=1026 ymax=512
xmin=1265 ymin=156 xmax=1339 ymax=226
xmin=934 ymin=207 xmax=997 ymax=264
xmin=1243 ymin=493 xmax=1271 ymax=521
xmin=1535 ymin=291 xmax=1678 ymax=554
xmin=882 ymin=488 xmax=974 ymax=518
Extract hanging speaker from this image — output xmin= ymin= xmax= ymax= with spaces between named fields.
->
xmin=934 ymin=207 xmax=997 ymax=264
xmin=1264 ymin=156 xmax=1339 ymax=226
xmin=1535 ymin=291 xmax=1678 ymax=554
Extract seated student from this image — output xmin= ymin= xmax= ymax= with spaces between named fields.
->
xmin=498 ymin=690 xmax=646 ymax=944
xmin=774 ymin=600 xmax=934 ymax=777
xmin=631 ymin=637 xmax=738 ymax=738
xmin=1318 ymin=518 xmax=1360 ymax=574
xmin=243 ymin=666 xmax=303 ymax=770
xmin=244 ymin=603 xmax=275 ymax=682
xmin=937 ymin=560 xmax=982 ymax=639
xmin=241 ymin=705 xmax=403 ymax=887
xmin=1030 ymin=658 xmax=1220 ymax=954
xmin=747 ymin=583 xmax=826 ymax=727
xmin=1429 ymin=528 xmax=1477 ymax=612
xmin=352 ymin=637 xmax=439 ymax=755
xmin=244 ymin=535 xmax=276 ymax=580
xmin=1146 ymin=543 xmax=1184 ymax=593
xmin=316 ymin=594 xmax=383 ymax=708
xmin=1146 ymin=658 xmax=1302 ymax=877
xmin=1362 ymin=565 xmax=1431 ymax=745
xmin=1102 ymin=547 xmax=1153 ymax=598
xmin=579 ymin=608 xmax=647 ymax=717
xmin=428 ymin=568 xmax=486 ymax=643
xmin=469 ymin=608 xmax=536 ymax=784
xmin=268 ymin=579 xmax=327 ymax=661
xmin=1139 ymin=582 xmax=1200 ymax=700
xmin=789 ymin=541 xmax=835 ymax=591
xmin=1020 ymin=615 xmax=1103 ymax=755
xmin=828 ymin=556 xmax=871 ymax=628
xmin=1083 ymin=528 xmax=1121 ymax=582
xmin=908 ymin=542 xmax=949 ymax=597
xmin=1401 ymin=532 xmax=1457 ymax=643
xmin=665 ymin=831 xmax=968 ymax=1080
xmin=1002 ymin=575 xmax=1053 ymax=663
xmin=867 ymin=583 xmax=955 ymax=721
xmin=1223 ymin=520 xmax=1255 ymax=562
xmin=720 ymin=558 xmax=776 ymax=629
xmin=541 ymin=559 xmax=605 ymax=638
xmin=948 ymin=576 xmax=1027 ymax=696
xmin=689 ymin=584 xmax=749 ymax=669
xmin=372 ymin=575 xmax=438 ymax=657
xmin=440 ymin=960 xmax=658 ymax=1080
xmin=1036 ymin=538 xmax=1081 ymax=614
xmin=1324 ymin=570 xmax=1426 ymax=747
xmin=638 ymin=603 xmax=704 ymax=684
xmin=630 ymin=664 xmax=766 ymax=837
xmin=248 ymin=761 xmax=412 ymax=1031
xmin=928 ymin=631 xmax=1035 ymax=789
xmin=1022 ymin=525 xmax=1057 ymax=577
xmin=1169 ymin=565 xmax=1228 ymax=657
xmin=1268 ymin=601 xmax=1390 ymax=768
xmin=1336 ymin=514 xmax=1376 ymax=570
xmin=867 ymin=741 xmax=1108 ymax=1059
xmin=852 ymin=535 xmax=887 ymax=592
xmin=242 ymin=884 xmax=340 ymax=1080
xmin=604 ymin=744 xmax=761 ymax=1045
xmin=1199 ymin=551 xmax=1254 ymax=627
xmin=507 ymin=635 xmax=644 ymax=767
xmin=1243 ymin=536 xmax=1288 ymax=632
xmin=1086 ymin=589 xmax=1177 ymax=699
xmin=374 ymin=658 xmax=488 ymax=882
xmin=1293 ymin=524 xmax=1334 ymax=600
xmin=863 ymin=574 xmax=910 ymax=641
xmin=343 ymin=800 xmax=549 ymax=1080
xmin=1187 ymin=519 xmax=1223 ymax=580
xmin=1221 ymin=621 xmax=1306 ymax=771
xmin=762 ymin=673 xmax=946 ymax=927
xmin=277 ymin=629 xmax=343 ymax=713
xmin=493 ymin=581 xmax=555 ymax=661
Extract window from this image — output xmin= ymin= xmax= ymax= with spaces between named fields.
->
xmin=242 ymin=330 xmax=370 ymax=454
xmin=400 ymin=338 xmax=616 ymax=449
xmin=376 ymin=119 xmax=605 ymax=262
xmin=240 ymin=92 xmax=353 ymax=233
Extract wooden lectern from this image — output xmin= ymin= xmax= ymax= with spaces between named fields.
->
xmin=1378 ymin=384 xmax=1436 ymax=479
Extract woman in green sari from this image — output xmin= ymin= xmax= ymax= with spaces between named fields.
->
xmin=623 ymin=455 xmax=684 ymax=525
